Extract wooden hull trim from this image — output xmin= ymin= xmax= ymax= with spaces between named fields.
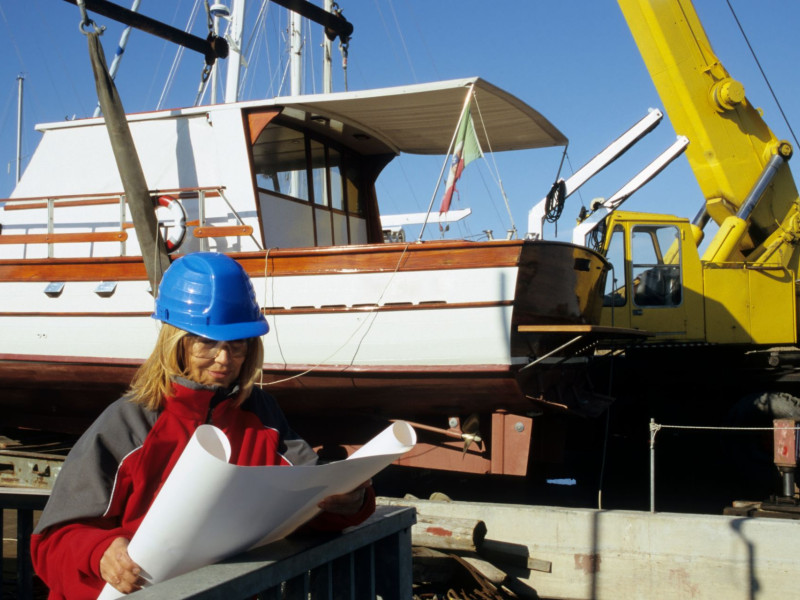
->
xmin=0 ymin=299 xmax=513 ymax=319
xmin=0 ymin=240 xmax=529 ymax=282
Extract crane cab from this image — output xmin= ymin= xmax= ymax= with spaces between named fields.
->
xmin=598 ymin=210 xmax=797 ymax=346
xmin=599 ymin=211 xmax=704 ymax=342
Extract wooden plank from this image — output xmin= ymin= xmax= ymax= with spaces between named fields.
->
xmin=194 ymin=225 xmax=254 ymax=238
xmin=0 ymin=186 xmax=222 ymax=204
xmin=2 ymin=198 xmax=121 ymax=211
xmin=0 ymin=241 xmax=522 ymax=281
xmin=0 ymin=231 xmax=127 ymax=244
xmin=517 ymin=324 xmax=650 ymax=338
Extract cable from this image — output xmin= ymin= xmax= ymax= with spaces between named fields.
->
xmin=725 ymin=0 xmax=799 ymax=149
xmin=471 ymin=91 xmax=517 ymax=237
xmin=258 ymin=243 xmax=412 ymax=386
xmin=544 ymin=179 xmax=566 ymax=224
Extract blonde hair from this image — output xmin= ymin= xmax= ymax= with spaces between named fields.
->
xmin=127 ymin=323 xmax=265 ymax=411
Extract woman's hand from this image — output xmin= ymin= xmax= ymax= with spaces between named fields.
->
xmin=318 ymin=479 xmax=372 ymax=516
xmin=99 ymin=537 xmax=144 ymax=594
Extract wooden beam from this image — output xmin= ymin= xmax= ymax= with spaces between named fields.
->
xmin=0 ymin=231 xmax=127 ymax=244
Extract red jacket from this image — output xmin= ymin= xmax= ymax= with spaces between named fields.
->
xmin=31 ymin=379 xmax=375 ymax=599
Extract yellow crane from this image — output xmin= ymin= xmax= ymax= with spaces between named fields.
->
xmin=602 ymin=0 xmax=800 ymax=348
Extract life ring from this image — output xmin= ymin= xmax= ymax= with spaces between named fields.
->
xmin=154 ymin=195 xmax=186 ymax=253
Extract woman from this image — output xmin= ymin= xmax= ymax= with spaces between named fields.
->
xmin=31 ymin=252 xmax=375 ymax=599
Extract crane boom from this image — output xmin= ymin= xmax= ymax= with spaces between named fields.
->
xmin=617 ymin=0 xmax=800 ymax=265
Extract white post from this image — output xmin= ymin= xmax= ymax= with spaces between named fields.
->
xmin=16 ymin=74 xmax=23 ymax=183
xmin=323 ymin=0 xmax=333 ymax=93
xmin=290 ymin=10 xmax=303 ymax=96
xmin=225 ymin=0 xmax=246 ymax=103
xmin=289 ymin=9 xmax=303 ymax=198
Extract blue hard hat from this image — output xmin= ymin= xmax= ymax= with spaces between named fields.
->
xmin=153 ymin=252 xmax=269 ymax=341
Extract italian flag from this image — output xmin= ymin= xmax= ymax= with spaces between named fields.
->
xmin=439 ymin=103 xmax=483 ymax=214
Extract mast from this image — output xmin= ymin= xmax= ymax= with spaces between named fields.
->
xmin=224 ymin=0 xmax=246 ymax=102
xmin=209 ymin=4 xmax=227 ymax=103
xmin=289 ymin=9 xmax=303 ymax=96
xmin=289 ymin=8 xmax=302 ymax=197
xmin=15 ymin=74 xmax=23 ymax=183
xmin=322 ymin=0 xmax=332 ymax=93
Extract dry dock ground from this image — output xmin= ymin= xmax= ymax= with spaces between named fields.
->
xmin=0 ymin=412 xmax=791 ymax=599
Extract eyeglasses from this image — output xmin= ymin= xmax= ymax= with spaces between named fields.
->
xmin=186 ymin=336 xmax=249 ymax=359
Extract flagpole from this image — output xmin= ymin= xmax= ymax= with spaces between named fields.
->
xmin=417 ymin=85 xmax=475 ymax=241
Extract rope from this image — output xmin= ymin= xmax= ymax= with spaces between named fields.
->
xmin=539 ymin=146 xmax=570 ymax=237
xmin=257 ymin=243 xmax=412 ymax=386
xmin=544 ymin=180 xmax=566 ymax=224
xmin=159 ymin=0 xmax=202 ymax=110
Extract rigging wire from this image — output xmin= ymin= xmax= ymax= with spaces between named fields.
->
xmin=471 ymin=92 xmax=518 ymax=238
xmin=371 ymin=0 xmax=415 ymax=83
xmin=238 ymin=0 xmax=273 ymax=98
xmin=417 ymin=87 xmax=472 ymax=241
xmin=725 ymin=0 xmax=798 ymax=149
xmin=303 ymin=16 xmax=316 ymax=95
xmin=385 ymin=0 xmax=416 ymax=83
xmin=0 ymin=4 xmax=27 ymax=74
xmin=18 ymin=0 xmax=87 ymax=119
xmin=158 ymin=0 xmax=202 ymax=110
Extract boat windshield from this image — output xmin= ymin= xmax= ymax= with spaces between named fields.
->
xmin=251 ymin=119 xmax=369 ymax=247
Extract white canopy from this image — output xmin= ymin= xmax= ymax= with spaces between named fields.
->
xmin=33 ymin=77 xmax=567 ymax=158
xmin=275 ymin=77 xmax=568 ymax=155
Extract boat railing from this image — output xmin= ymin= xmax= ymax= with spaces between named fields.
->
xmin=0 ymin=186 xmax=259 ymax=257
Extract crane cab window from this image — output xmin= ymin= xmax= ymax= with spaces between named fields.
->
xmin=632 ymin=225 xmax=682 ymax=307
xmin=603 ymin=225 xmax=627 ymax=307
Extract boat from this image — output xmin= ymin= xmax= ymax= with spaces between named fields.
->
xmin=0 ymin=6 xmax=611 ymax=476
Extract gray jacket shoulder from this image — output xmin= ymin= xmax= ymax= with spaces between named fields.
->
xmin=34 ymin=398 xmax=159 ymax=533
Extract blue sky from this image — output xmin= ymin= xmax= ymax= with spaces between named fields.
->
xmin=0 ymin=0 xmax=797 ymax=243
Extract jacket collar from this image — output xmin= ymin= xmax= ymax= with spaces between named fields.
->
xmin=166 ymin=377 xmax=240 ymax=423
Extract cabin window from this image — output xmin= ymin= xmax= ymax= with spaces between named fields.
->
xmin=251 ymin=118 xmax=367 ymax=248
xmin=310 ymin=139 xmax=328 ymax=207
xmin=603 ymin=225 xmax=627 ymax=307
xmin=254 ymin=126 xmax=309 ymax=201
xmin=329 ymin=148 xmax=345 ymax=211
xmin=631 ymin=224 xmax=682 ymax=307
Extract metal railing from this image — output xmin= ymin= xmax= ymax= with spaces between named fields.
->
xmin=0 ymin=487 xmax=49 ymax=600
xmin=648 ymin=418 xmax=800 ymax=513
xmin=128 ymin=505 xmax=415 ymax=599
xmin=0 ymin=186 xmax=261 ymax=257
xmin=1 ymin=494 xmax=415 ymax=600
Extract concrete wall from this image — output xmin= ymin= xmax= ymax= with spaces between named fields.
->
xmin=378 ymin=497 xmax=800 ymax=600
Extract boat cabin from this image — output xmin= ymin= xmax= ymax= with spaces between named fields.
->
xmin=0 ymin=77 xmax=566 ymax=261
